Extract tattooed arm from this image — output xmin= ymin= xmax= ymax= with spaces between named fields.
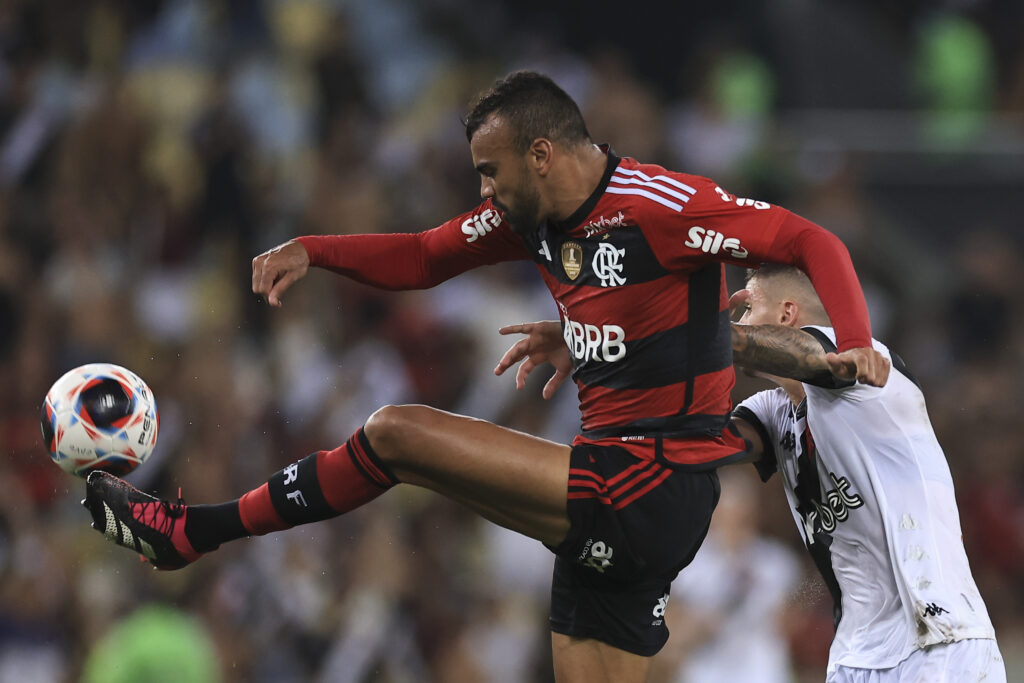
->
xmin=731 ymin=323 xmax=863 ymax=387
xmin=494 ymin=320 xmax=868 ymax=398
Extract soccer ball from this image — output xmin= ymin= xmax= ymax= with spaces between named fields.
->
xmin=40 ymin=363 xmax=159 ymax=477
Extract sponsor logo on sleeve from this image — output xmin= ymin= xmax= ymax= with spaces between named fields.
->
xmin=714 ymin=186 xmax=770 ymax=209
xmin=461 ymin=208 xmax=502 ymax=242
xmin=684 ymin=226 xmax=749 ymax=258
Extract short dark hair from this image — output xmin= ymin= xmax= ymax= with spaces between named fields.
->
xmin=745 ymin=263 xmax=801 ymax=283
xmin=746 ymin=263 xmax=831 ymax=325
xmin=464 ymin=71 xmax=591 ymax=153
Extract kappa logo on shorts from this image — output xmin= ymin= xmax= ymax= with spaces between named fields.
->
xmin=579 ymin=538 xmax=614 ymax=573
xmin=652 ymin=592 xmax=669 ymax=625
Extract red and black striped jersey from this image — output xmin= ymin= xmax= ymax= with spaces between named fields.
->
xmin=296 ymin=150 xmax=872 ymax=469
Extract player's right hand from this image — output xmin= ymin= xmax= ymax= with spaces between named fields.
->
xmin=825 ymin=347 xmax=891 ymax=387
xmin=252 ymin=240 xmax=310 ymax=307
xmin=494 ymin=321 xmax=572 ymax=399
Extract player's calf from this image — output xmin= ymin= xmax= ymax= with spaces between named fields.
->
xmin=84 ymin=425 xmax=401 ymax=568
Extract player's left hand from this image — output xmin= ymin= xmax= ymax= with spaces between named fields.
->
xmin=825 ymin=347 xmax=890 ymax=387
xmin=252 ymin=240 xmax=309 ymax=307
xmin=494 ymin=321 xmax=572 ymax=399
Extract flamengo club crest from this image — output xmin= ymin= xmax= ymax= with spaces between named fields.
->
xmin=562 ymin=241 xmax=583 ymax=280
xmin=593 ymin=242 xmax=626 ymax=287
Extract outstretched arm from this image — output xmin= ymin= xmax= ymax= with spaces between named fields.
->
xmin=731 ymin=323 xmax=833 ymax=385
xmin=492 ymin=319 xmax=881 ymax=398
xmin=731 ymin=323 xmax=884 ymax=387
xmin=251 ymin=203 xmax=530 ymax=306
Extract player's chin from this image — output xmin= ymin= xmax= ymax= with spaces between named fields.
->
xmin=506 ymin=217 xmax=540 ymax=236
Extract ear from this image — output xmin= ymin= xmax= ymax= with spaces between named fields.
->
xmin=780 ymin=300 xmax=800 ymax=326
xmin=528 ymin=138 xmax=554 ymax=175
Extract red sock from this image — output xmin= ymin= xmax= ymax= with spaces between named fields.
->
xmin=238 ymin=428 xmax=398 ymax=536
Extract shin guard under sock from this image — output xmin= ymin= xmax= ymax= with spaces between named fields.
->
xmin=237 ymin=428 xmax=398 ymax=537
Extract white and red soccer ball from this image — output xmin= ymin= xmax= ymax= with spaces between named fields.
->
xmin=40 ymin=363 xmax=159 ymax=477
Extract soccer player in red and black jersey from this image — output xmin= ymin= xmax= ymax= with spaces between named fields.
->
xmin=85 ymin=71 xmax=889 ymax=683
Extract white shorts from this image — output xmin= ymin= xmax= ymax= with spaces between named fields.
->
xmin=826 ymin=639 xmax=1005 ymax=683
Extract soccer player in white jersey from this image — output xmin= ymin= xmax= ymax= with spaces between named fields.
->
xmin=728 ymin=264 xmax=1004 ymax=682
xmin=498 ymin=263 xmax=1005 ymax=681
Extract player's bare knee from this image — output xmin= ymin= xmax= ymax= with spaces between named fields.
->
xmin=363 ymin=404 xmax=424 ymax=465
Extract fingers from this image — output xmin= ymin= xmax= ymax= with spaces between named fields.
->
xmin=542 ymin=370 xmax=569 ymax=400
xmin=851 ymin=349 xmax=889 ymax=387
xmin=494 ymin=338 xmax=531 ymax=376
xmin=498 ymin=320 xmax=560 ymax=337
xmin=267 ymin=271 xmax=300 ymax=308
xmin=498 ymin=323 xmax=531 ymax=336
xmin=252 ymin=254 xmax=270 ymax=298
xmin=825 ymin=352 xmax=858 ymax=381
xmin=866 ymin=351 xmax=891 ymax=387
xmin=252 ymin=241 xmax=309 ymax=307
xmin=515 ymin=357 xmax=538 ymax=390
xmin=828 ymin=349 xmax=892 ymax=387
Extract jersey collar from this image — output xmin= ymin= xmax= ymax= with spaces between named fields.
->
xmin=548 ymin=145 xmax=620 ymax=233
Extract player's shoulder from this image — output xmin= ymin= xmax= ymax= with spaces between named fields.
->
xmin=736 ymin=386 xmax=790 ymax=421
xmin=802 ymin=326 xmax=900 ymax=399
xmin=614 ymin=157 xmax=714 ymax=190
xmin=608 ymin=156 xmax=715 ymax=216
xmin=801 ymin=325 xmax=891 ymax=361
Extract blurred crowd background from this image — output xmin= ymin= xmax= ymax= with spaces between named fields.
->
xmin=0 ymin=0 xmax=1022 ymax=681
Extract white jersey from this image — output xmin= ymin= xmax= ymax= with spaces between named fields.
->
xmin=734 ymin=326 xmax=996 ymax=672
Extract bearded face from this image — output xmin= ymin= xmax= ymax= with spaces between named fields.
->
xmin=493 ymin=164 xmax=542 ymax=235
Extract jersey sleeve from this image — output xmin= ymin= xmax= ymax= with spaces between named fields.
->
xmin=799 ymin=326 xmax=857 ymax=390
xmin=733 ymin=391 xmax=783 ymax=482
xmin=295 ymin=201 xmax=531 ymax=290
xmin=802 ymin=326 xmax=889 ymax=404
xmin=639 ymin=176 xmax=872 ymax=352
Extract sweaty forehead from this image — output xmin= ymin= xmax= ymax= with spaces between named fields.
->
xmin=470 ymin=114 xmax=514 ymax=157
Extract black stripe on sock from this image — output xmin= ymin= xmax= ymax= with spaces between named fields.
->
xmin=185 ymin=501 xmax=248 ymax=552
xmin=355 ymin=428 xmax=399 ymax=486
xmin=267 ymin=452 xmax=340 ymax=526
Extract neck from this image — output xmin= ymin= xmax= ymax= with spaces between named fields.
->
xmin=779 ymin=316 xmax=810 ymax=404
xmin=546 ymin=144 xmax=608 ymax=222
xmin=779 ymin=377 xmax=807 ymax=406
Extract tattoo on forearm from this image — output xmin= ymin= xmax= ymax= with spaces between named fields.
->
xmin=731 ymin=324 xmax=829 ymax=382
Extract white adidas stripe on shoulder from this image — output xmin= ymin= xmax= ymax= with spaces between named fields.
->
xmin=609 ymin=168 xmax=697 ymax=212
xmin=613 ymin=167 xmax=698 ymax=195
xmin=606 ymin=186 xmax=684 ymax=211
xmin=610 ymin=175 xmax=693 ymax=205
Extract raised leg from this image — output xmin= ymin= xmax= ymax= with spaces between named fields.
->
xmin=364 ymin=404 xmax=572 ymax=547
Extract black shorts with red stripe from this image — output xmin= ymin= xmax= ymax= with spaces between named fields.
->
xmin=549 ymin=442 xmax=721 ymax=656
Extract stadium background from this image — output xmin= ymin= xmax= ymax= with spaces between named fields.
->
xmin=0 ymin=0 xmax=1022 ymax=680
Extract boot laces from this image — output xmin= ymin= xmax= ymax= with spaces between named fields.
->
xmin=129 ymin=488 xmax=185 ymax=536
